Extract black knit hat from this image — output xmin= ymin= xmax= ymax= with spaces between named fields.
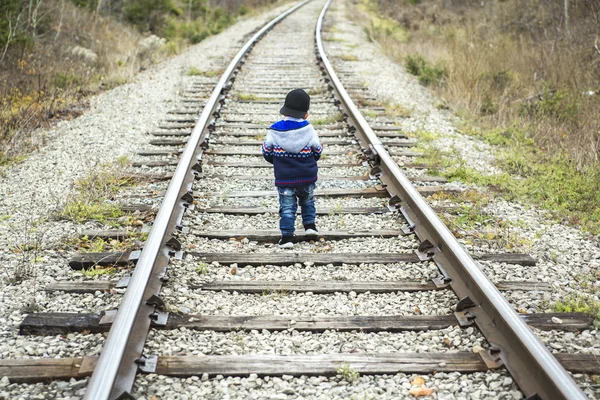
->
xmin=280 ymin=89 xmax=310 ymax=118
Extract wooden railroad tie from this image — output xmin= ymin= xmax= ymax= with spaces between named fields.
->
xmin=67 ymin=251 xmax=537 ymax=270
xmin=44 ymin=280 xmax=552 ymax=295
xmin=128 ymin=172 xmax=446 ymax=184
xmin=195 ymin=186 xmax=458 ymax=198
xmin=2 ymin=352 xmax=598 ymax=383
xmin=19 ymin=312 xmax=592 ymax=336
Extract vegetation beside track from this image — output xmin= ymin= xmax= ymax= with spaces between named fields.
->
xmin=355 ymin=0 xmax=600 ymax=235
xmin=0 ymin=0 xmax=281 ymax=166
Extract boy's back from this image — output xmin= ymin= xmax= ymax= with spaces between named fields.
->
xmin=262 ymin=116 xmax=322 ymax=186
xmin=261 ymin=89 xmax=323 ymax=248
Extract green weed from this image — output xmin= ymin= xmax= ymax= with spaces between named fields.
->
xmin=311 ymin=114 xmax=343 ymax=126
xmin=236 ymin=93 xmax=258 ymax=101
xmin=385 ymin=103 xmax=412 ymax=118
xmin=555 ymin=295 xmax=600 ymax=328
xmin=196 ymin=261 xmax=209 ymax=274
xmin=186 ymin=67 xmax=204 ymax=76
xmin=60 ymin=201 xmax=124 ymax=224
xmin=336 ymin=363 xmax=360 ymax=382
xmin=340 ymin=54 xmax=359 ymax=61
xmin=81 ymin=267 xmax=117 ymax=278
xmin=59 ymin=161 xmax=135 ymax=224
xmin=405 ymin=54 xmax=447 ymax=86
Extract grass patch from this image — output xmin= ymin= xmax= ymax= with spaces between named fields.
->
xmin=58 ymin=159 xmax=136 ymax=225
xmin=196 ymin=261 xmax=209 ymax=274
xmin=336 ymin=363 xmax=360 ymax=382
xmin=354 ymin=0 xmax=600 ymax=167
xmin=186 ymin=67 xmax=222 ymax=77
xmin=405 ymin=54 xmax=447 ymax=86
xmin=385 ymin=103 xmax=412 ymax=118
xmin=456 ymin=126 xmax=600 ymax=233
xmin=81 ymin=266 xmax=117 ymax=278
xmin=307 ymin=88 xmax=327 ymax=96
xmin=416 ymin=124 xmax=600 ymax=234
xmin=311 ymin=114 xmax=343 ymax=126
xmin=362 ymin=109 xmax=378 ymax=118
xmin=236 ymin=93 xmax=259 ymax=101
xmin=555 ymin=295 xmax=600 ymax=328
xmin=339 ymin=54 xmax=359 ymax=62
xmin=186 ymin=67 xmax=204 ymax=76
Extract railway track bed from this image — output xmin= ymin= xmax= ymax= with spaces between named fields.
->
xmin=0 ymin=0 xmax=599 ymax=399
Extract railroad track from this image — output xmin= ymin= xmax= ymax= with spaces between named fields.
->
xmin=1 ymin=0 xmax=598 ymax=399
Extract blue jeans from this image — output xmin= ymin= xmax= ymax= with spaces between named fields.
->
xmin=278 ymin=183 xmax=316 ymax=236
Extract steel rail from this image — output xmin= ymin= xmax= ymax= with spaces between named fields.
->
xmin=84 ymin=1 xmax=312 ymax=398
xmin=316 ymin=1 xmax=586 ymax=399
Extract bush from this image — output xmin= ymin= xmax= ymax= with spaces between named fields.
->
xmin=520 ymin=86 xmax=580 ymax=123
xmin=124 ymin=0 xmax=181 ymax=33
xmin=405 ymin=54 xmax=447 ymax=86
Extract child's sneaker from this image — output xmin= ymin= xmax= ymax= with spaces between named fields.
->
xmin=304 ymin=223 xmax=318 ymax=235
xmin=278 ymin=236 xmax=295 ymax=249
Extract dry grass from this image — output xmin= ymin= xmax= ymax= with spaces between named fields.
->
xmin=358 ymin=0 xmax=600 ymax=168
xmin=0 ymin=0 xmax=164 ymax=165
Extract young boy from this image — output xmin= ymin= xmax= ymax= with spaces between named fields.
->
xmin=262 ymin=89 xmax=323 ymax=249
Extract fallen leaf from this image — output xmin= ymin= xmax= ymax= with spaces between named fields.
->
xmin=443 ymin=337 xmax=452 ymax=348
xmin=229 ymin=267 xmax=237 ymax=275
xmin=409 ymin=387 xmax=434 ymax=397
xmin=411 ymin=376 xmax=425 ymax=386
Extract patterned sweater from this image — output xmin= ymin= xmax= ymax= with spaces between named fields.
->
xmin=262 ymin=118 xmax=323 ymax=187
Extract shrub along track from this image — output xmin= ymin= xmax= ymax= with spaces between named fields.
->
xmin=2 ymin=0 xmax=598 ymax=399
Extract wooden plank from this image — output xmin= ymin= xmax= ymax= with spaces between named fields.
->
xmin=215 ymin=130 xmax=353 ymax=138
xmin=196 ymin=280 xmax=552 ymax=294
xmin=0 ymin=357 xmax=91 ymax=383
xmin=45 ymin=280 xmax=115 ymax=293
xmin=153 ymin=353 xmax=487 ymax=376
xmin=19 ymin=313 xmax=104 ymax=335
xmin=194 ymin=230 xmax=405 ymax=242
xmin=159 ymin=123 xmax=195 ymax=129
xmin=209 ymin=139 xmax=416 ymax=147
xmin=149 ymin=139 xmax=188 ymax=146
xmin=198 ymin=174 xmax=444 ymax=183
xmin=203 ymin=161 xmax=365 ymax=167
xmin=495 ymin=281 xmax=552 ymax=291
xmin=195 ymin=206 xmax=389 ymax=215
xmin=119 ymin=204 xmax=152 ymax=213
xmin=20 ymin=311 xmax=590 ymax=336
xmin=198 ymin=187 xmax=388 ymax=198
xmin=518 ymin=312 xmax=594 ymax=331
xmin=41 ymin=280 xmax=551 ymax=295
xmin=554 ymin=353 xmax=600 ymax=374
xmin=203 ymin=149 xmax=358 ymax=156
xmin=136 ymin=149 xmax=181 ymax=156
xmin=198 ymin=281 xmax=438 ymax=293
xmin=166 ymin=315 xmax=458 ymax=332
xmin=480 ymin=253 xmax=537 ymax=266
xmin=79 ymin=229 xmax=136 ymax=240
xmin=216 ymin=122 xmax=340 ymax=129
xmin=68 ymin=251 xmax=133 ymax=270
xmin=2 ymin=353 xmax=597 ymax=383
xmin=198 ymin=186 xmax=454 ymax=198
xmin=149 ymin=131 xmax=191 ymax=137
xmin=189 ymin=252 xmax=536 ymax=266
xmin=200 ymin=174 xmax=370 ymax=181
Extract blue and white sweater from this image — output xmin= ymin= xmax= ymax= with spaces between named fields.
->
xmin=262 ymin=117 xmax=323 ymax=187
